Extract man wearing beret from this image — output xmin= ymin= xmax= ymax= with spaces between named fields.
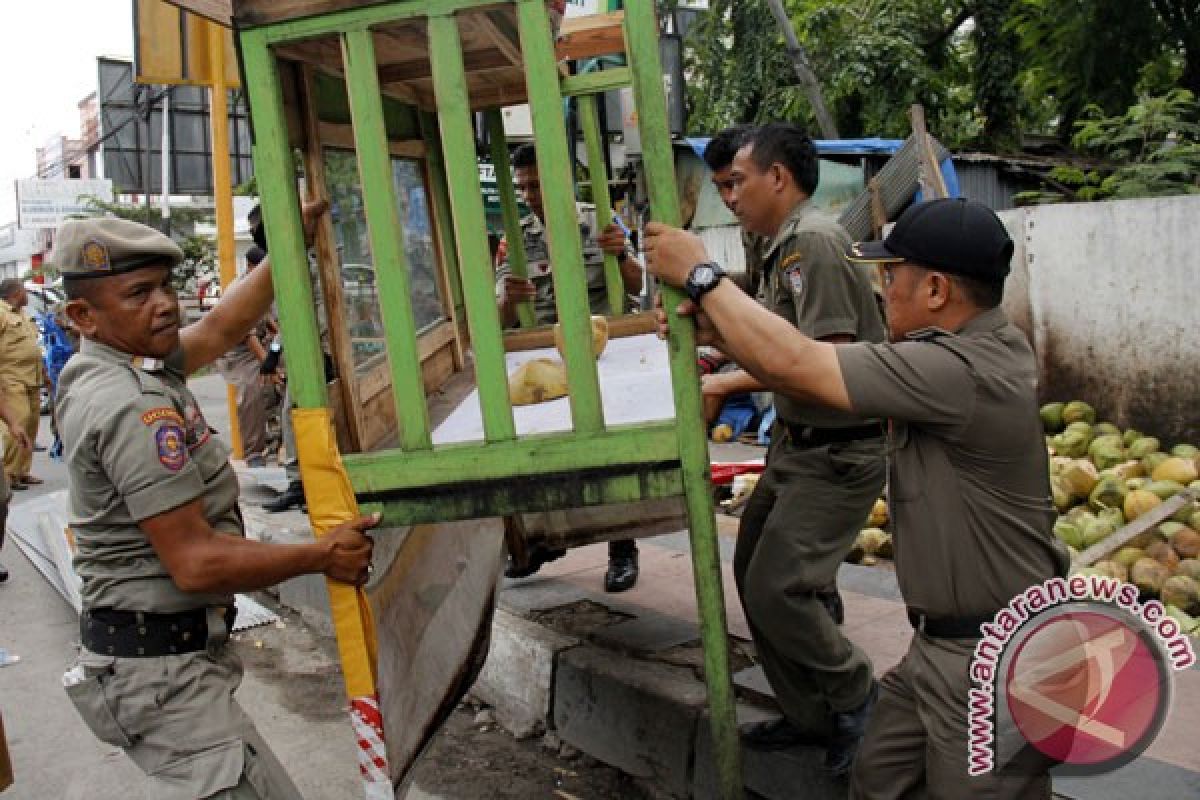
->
xmin=55 ymin=213 xmax=377 ymax=799
xmin=644 ymin=197 xmax=1068 ymax=798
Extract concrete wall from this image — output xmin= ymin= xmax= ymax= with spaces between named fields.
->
xmin=999 ymin=195 xmax=1200 ymax=444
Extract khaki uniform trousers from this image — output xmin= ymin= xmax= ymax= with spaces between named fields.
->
xmin=850 ymin=633 xmax=1055 ymax=800
xmin=734 ymin=430 xmax=885 ymax=729
xmin=66 ymin=610 xmax=302 ymax=800
xmin=219 ymin=354 xmax=276 ymax=462
xmin=1 ymin=385 xmax=39 ymax=479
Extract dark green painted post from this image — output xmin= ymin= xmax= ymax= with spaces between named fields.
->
xmin=419 ymin=111 xmax=465 ymax=317
xmin=342 ymin=27 xmax=432 ymax=451
xmin=485 ymin=109 xmax=536 ymax=329
xmin=239 ymin=30 xmax=327 ymax=412
xmin=623 ymin=3 xmax=744 ymax=797
xmin=515 ymin=0 xmax=605 ymax=435
xmin=577 ymin=93 xmax=626 ymax=316
xmin=428 ymin=13 xmax=516 ymax=443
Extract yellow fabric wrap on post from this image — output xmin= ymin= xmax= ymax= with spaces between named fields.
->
xmin=292 ymin=407 xmax=379 ymax=700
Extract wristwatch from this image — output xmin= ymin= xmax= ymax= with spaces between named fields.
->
xmin=684 ymin=261 xmax=727 ymax=304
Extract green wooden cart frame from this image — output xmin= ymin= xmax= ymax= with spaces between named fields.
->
xmin=235 ymin=1 xmax=742 ymax=795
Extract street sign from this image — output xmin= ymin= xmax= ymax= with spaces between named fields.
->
xmin=16 ymin=179 xmax=114 ymax=230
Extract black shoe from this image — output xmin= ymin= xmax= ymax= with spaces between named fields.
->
xmin=504 ymin=547 xmax=566 ymax=579
xmin=740 ymin=717 xmax=826 ymax=751
xmin=818 ymin=589 xmax=845 ymax=626
xmin=826 ymin=680 xmax=879 ymax=777
xmin=604 ymin=554 xmax=638 ymax=593
xmin=263 ymin=481 xmax=305 ymax=513
xmin=0 ymin=562 xmax=8 ymax=583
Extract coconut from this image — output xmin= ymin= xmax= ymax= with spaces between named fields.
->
xmin=1147 ymin=540 xmax=1182 ymax=571
xmin=1124 ymin=477 xmax=1148 ymax=492
xmin=1172 ymin=500 xmax=1197 ymax=524
xmin=1053 ymin=430 xmax=1090 ymax=458
xmin=867 ymin=498 xmax=888 ymax=528
xmin=1081 ymin=516 xmax=1119 ymax=548
xmin=1166 ymin=605 xmax=1200 ymax=635
xmin=1088 ymin=476 xmax=1126 ymax=511
xmin=554 ymin=314 xmax=609 ymax=360
xmin=1093 ymin=422 xmax=1121 ymax=438
xmin=1190 ymin=510 xmax=1200 ymax=532
xmin=855 ymin=527 xmax=891 ymax=558
xmin=1039 ymin=402 xmax=1065 ymax=433
xmin=1094 ymin=560 xmax=1129 ymax=583
xmin=1091 ymin=441 xmax=1127 ymax=471
xmin=1054 ymin=519 xmax=1085 ymax=550
xmin=1152 ymin=456 xmax=1198 ymax=485
xmin=1062 ymin=401 xmax=1096 ymax=426
xmin=1177 ymin=559 xmax=1200 ymax=581
xmin=1146 ymin=480 xmax=1186 ymax=500
xmin=1131 ymin=558 xmax=1170 ymax=596
xmin=1170 ymin=527 xmax=1200 ymax=559
xmin=508 ymin=358 xmax=570 ymax=406
xmin=1142 ymin=452 xmax=1169 ymax=477
xmin=1124 ymin=489 xmax=1162 ymax=521
xmin=1111 ymin=460 xmax=1145 ymax=481
xmin=1161 ymin=576 xmax=1200 ymax=614
xmin=1113 ymin=547 xmax=1147 ymax=569
xmin=1123 ymin=428 xmax=1145 ymax=447
xmin=1051 ymin=477 xmax=1074 ymax=513
xmin=1060 ymin=460 xmax=1099 ymax=499
xmin=1127 ymin=437 xmax=1161 ymax=459
xmin=1171 ymin=444 xmax=1200 ymax=460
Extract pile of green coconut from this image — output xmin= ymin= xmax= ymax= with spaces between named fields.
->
xmin=1043 ymin=400 xmax=1200 ymax=641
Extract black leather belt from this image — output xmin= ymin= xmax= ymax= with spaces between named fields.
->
xmin=81 ymin=606 xmax=237 ymax=657
xmin=784 ymin=422 xmax=884 ymax=449
xmin=907 ymin=609 xmax=994 ymax=639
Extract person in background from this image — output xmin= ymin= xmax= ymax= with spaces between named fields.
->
xmin=0 ymin=279 xmax=45 ymax=490
xmin=0 ymin=394 xmax=32 ymax=584
xmin=214 ymin=246 xmax=279 ymax=468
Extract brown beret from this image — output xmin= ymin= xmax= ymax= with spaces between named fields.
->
xmin=52 ymin=217 xmax=183 ymax=279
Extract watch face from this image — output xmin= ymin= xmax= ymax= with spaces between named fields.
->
xmin=693 ymin=265 xmax=715 ymax=285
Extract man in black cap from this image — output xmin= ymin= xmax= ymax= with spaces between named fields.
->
xmin=644 ymin=197 xmax=1068 ymax=797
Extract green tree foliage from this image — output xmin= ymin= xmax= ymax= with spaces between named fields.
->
xmin=1017 ymin=90 xmax=1200 ymax=203
xmin=973 ymin=0 xmax=1021 ymax=148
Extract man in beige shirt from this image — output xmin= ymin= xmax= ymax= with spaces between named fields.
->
xmin=0 ymin=279 xmax=45 ymax=488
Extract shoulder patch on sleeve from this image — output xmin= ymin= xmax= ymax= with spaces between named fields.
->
xmin=155 ymin=424 xmax=188 ymax=471
xmin=141 ymin=407 xmax=185 ymax=427
xmin=779 ymin=252 xmax=805 ymax=272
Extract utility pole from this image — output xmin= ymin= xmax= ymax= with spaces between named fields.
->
xmin=764 ymin=0 xmax=839 ymax=139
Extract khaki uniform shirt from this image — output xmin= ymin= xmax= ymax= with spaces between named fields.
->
xmin=0 ymin=300 xmax=44 ymax=389
xmin=762 ymin=202 xmax=886 ymax=429
xmin=837 ymin=308 xmax=1070 ymax=619
xmin=495 ymin=202 xmax=636 ymax=326
xmin=57 ymin=339 xmax=242 ymax=613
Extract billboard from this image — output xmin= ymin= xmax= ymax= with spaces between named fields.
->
xmin=98 ymin=57 xmax=254 ymax=195
xmin=16 ymin=179 xmax=114 ymax=230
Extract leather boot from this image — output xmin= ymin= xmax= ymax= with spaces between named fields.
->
xmin=263 ymin=481 xmax=305 ymax=513
xmin=825 ymin=679 xmax=879 ymax=776
xmin=604 ymin=552 xmax=639 ymax=593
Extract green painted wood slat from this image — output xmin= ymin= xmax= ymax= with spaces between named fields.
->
xmin=559 ymin=67 xmax=632 ymax=98
xmin=239 ymin=31 xmax=328 ymax=411
xmin=342 ymin=27 xmax=433 ymax=450
xmin=576 ymin=94 xmax=625 ymax=318
xmin=484 ymin=108 xmax=536 ymax=329
xmin=515 ymin=0 xmax=605 ymax=435
xmin=419 ymin=112 xmax=465 ymax=314
xmin=427 ymin=13 xmax=516 ymax=443
xmin=258 ymin=0 xmax=510 ymax=44
xmin=623 ymin=3 xmax=744 ymax=797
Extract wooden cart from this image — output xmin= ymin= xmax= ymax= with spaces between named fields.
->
xmin=232 ymin=1 xmax=742 ymax=796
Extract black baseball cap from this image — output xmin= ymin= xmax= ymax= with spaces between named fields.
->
xmin=847 ymin=198 xmax=1014 ymax=282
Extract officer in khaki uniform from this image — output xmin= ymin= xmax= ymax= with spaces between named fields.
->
xmin=644 ymin=197 xmax=1069 ymax=798
xmin=690 ymin=124 xmax=887 ymax=775
xmin=494 ymin=143 xmax=645 ymax=593
xmin=0 ymin=279 xmax=45 ymax=487
xmin=0 ymin=395 xmax=31 ymax=583
xmin=54 ymin=215 xmax=377 ymax=800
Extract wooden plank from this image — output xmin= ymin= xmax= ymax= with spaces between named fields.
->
xmin=909 ymin=104 xmax=948 ymax=200
xmin=577 ymin=94 xmax=624 ymax=316
xmin=316 ymin=121 xmax=425 ymax=157
xmin=158 ymin=0 xmax=231 ymax=27
xmin=559 ymin=67 xmax=631 ymax=98
xmin=518 ymin=0 xmax=605 ymax=436
xmin=342 ymin=27 xmax=433 ymax=451
xmin=556 ymin=11 xmax=626 ymax=61
xmin=428 ymin=14 xmax=517 ymax=444
xmin=299 ymin=63 xmax=366 ymax=450
xmin=485 ymin=109 xmax=535 ymax=329
xmin=344 ymin=420 xmax=682 ymax=493
xmin=240 ymin=29 xmax=328 ymax=410
xmin=417 ymin=139 xmax=466 ymax=369
xmin=378 ymin=48 xmax=511 ymax=84
xmin=473 ymin=10 xmax=523 ymax=65
xmin=502 ymin=310 xmax=656 ymax=352
xmin=623 ymin=4 xmax=742 ymax=797
xmin=252 ymin=0 xmax=506 ymax=42
xmin=1075 ymin=490 xmax=1197 ymax=567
